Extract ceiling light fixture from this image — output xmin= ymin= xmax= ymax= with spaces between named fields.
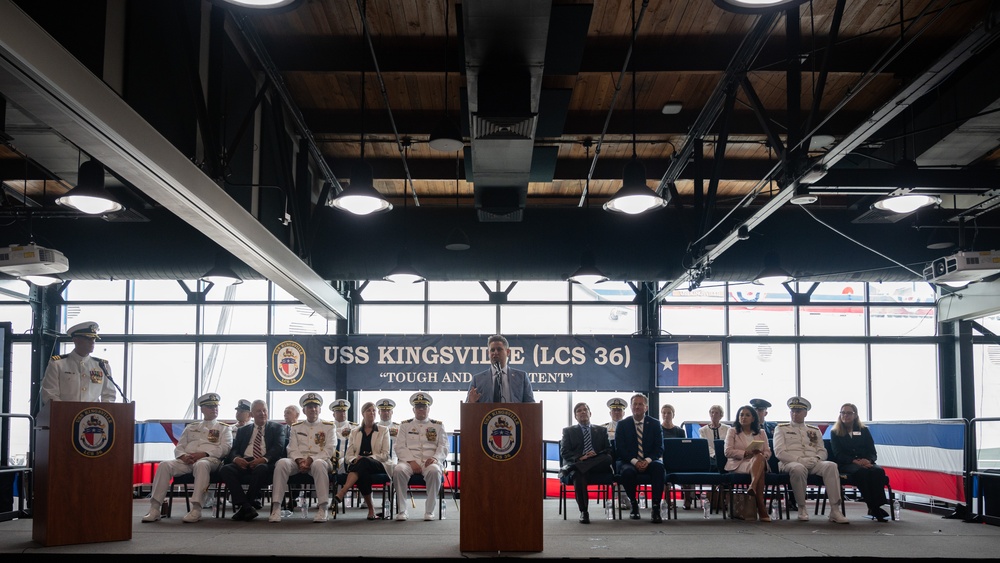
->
xmin=568 ymin=251 xmax=609 ymax=285
xmin=712 ymin=0 xmax=808 ymax=14
xmin=384 ymin=251 xmax=425 ymax=284
xmin=330 ymin=23 xmax=392 ymax=216
xmin=753 ymin=252 xmax=794 ymax=285
xmin=19 ymin=274 xmax=62 ymax=286
xmin=218 ymin=0 xmax=299 ymax=9
xmin=661 ymin=102 xmax=683 ymax=115
xmin=55 ymin=159 xmax=124 ymax=215
xmin=200 ymin=253 xmax=243 ymax=287
xmin=873 ymin=193 xmax=940 ymax=214
xmin=604 ymin=7 xmax=668 ymax=216
xmin=428 ymin=1 xmax=463 ymax=152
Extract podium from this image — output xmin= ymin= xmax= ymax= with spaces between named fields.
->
xmin=460 ymin=402 xmax=543 ymax=552
xmin=33 ymin=401 xmax=135 ymax=546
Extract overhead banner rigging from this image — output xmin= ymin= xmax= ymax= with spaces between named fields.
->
xmin=267 ymin=335 xmax=658 ymax=392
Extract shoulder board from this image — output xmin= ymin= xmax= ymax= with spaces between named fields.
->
xmin=217 ymin=422 xmax=231 ymax=426
xmin=402 ymin=418 xmax=414 ymax=423
xmin=350 ymin=421 xmax=359 ymax=427
xmin=292 ymin=421 xmax=305 ymax=426
xmin=92 ymin=356 xmax=106 ymax=363
xmin=184 ymin=421 xmax=198 ymax=427
xmin=806 ymin=424 xmax=820 ymax=430
xmin=429 ymin=419 xmax=441 ymax=424
xmin=50 ymin=354 xmax=64 ymax=361
xmin=322 ymin=420 xmax=335 ymax=425
xmin=777 ymin=423 xmax=791 ymax=427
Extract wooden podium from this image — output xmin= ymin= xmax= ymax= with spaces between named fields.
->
xmin=33 ymin=401 xmax=135 ymax=546
xmin=460 ymin=402 xmax=543 ymax=552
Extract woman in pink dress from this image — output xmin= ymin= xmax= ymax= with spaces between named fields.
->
xmin=724 ymin=405 xmax=772 ymax=521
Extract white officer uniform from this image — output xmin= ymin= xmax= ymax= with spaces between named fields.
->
xmin=376 ymin=398 xmax=400 ymax=470
xmin=40 ymin=321 xmax=117 ymax=404
xmin=271 ymin=392 xmax=338 ymax=522
xmin=142 ymin=393 xmax=233 ymax=523
xmin=392 ymin=392 xmax=448 ymax=521
xmin=773 ymin=396 xmax=848 ymax=523
xmin=330 ymin=399 xmax=357 ymax=474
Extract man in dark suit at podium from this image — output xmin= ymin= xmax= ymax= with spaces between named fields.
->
xmin=220 ymin=399 xmax=286 ymax=521
xmin=466 ymin=335 xmax=535 ymax=403
xmin=560 ymin=402 xmax=613 ymax=523
xmin=614 ymin=393 xmax=664 ymax=523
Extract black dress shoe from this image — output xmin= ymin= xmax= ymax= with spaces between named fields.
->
xmin=629 ymin=503 xmax=641 ymax=520
xmin=651 ymin=510 xmax=662 ymax=523
xmin=579 ymin=512 xmax=590 ymax=524
xmin=869 ymin=507 xmax=889 ymax=522
xmin=232 ymin=505 xmax=258 ymax=521
xmin=252 ymin=500 xmax=263 ymax=510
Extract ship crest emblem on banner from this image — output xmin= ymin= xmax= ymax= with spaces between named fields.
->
xmin=73 ymin=408 xmax=116 ymax=458
xmin=481 ymin=409 xmax=521 ymax=461
xmin=271 ymin=341 xmax=306 ymax=386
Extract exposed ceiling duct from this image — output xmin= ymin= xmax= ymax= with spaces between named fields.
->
xmin=463 ymin=0 xmax=551 ymax=222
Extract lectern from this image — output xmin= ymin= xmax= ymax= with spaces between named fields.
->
xmin=33 ymin=401 xmax=135 ymax=546
xmin=460 ymin=402 xmax=542 ymax=552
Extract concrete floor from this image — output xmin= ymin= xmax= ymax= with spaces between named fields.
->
xmin=2 ymin=496 xmax=1000 ymax=560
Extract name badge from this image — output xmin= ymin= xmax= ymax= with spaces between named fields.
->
xmin=852 ymin=431 xmax=861 ymax=436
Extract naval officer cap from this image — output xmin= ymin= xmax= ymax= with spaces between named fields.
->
xmin=410 ymin=392 xmax=433 ymax=407
xmin=607 ymin=397 xmax=628 ymax=410
xmin=376 ymin=398 xmax=396 ymax=410
xmin=197 ymin=392 xmax=221 ymax=407
xmin=329 ymin=398 xmax=351 ymax=412
xmin=300 ymin=392 xmax=323 ymax=408
xmin=235 ymin=399 xmax=252 ymax=412
xmin=750 ymin=398 xmax=772 ymax=410
xmin=787 ymin=396 xmax=812 ymax=411
xmin=67 ymin=321 xmax=100 ymax=339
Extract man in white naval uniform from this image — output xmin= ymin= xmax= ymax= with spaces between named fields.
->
xmin=602 ymin=397 xmax=629 ymax=507
xmin=40 ymin=321 xmax=117 ymax=404
xmin=270 ymin=392 xmax=337 ymax=522
xmin=773 ymin=396 xmax=849 ymax=524
xmin=392 ymin=392 xmax=448 ymax=521
xmin=330 ymin=398 xmax=357 ymax=475
xmin=141 ymin=393 xmax=233 ymax=523
xmin=376 ymin=398 xmax=400 ymax=472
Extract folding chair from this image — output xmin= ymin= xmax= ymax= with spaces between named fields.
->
xmin=663 ymin=438 xmax=729 ymax=520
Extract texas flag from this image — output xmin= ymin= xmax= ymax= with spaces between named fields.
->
xmin=655 ymin=342 xmax=724 ymax=388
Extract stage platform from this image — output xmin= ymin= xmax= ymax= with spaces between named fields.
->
xmin=1 ymin=496 xmax=999 ymax=561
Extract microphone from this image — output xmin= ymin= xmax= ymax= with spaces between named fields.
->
xmin=105 ymin=372 xmax=130 ymax=404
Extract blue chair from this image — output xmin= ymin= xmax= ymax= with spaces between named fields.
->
xmin=663 ymin=438 xmax=729 ymax=520
xmin=715 ymin=439 xmax=787 ymax=519
xmin=557 ymin=438 xmax=617 ymax=520
xmin=335 ymin=470 xmax=390 ymax=517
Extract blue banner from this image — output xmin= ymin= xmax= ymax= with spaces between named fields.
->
xmin=267 ymin=335 xmax=652 ymax=392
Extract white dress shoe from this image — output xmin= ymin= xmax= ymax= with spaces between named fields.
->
xmin=268 ymin=509 xmax=281 ymax=523
xmin=182 ymin=507 xmax=202 ymax=523
xmin=313 ymin=504 xmax=328 ymax=523
xmin=395 ymin=512 xmax=408 ymax=521
xmin=423 ymin=512 xmax=434 ymax=521
xmin=141 ymin=506 xmax=161 ymax=523
xmin=828 ymin=509 xmax=849 ymax=524
xmin=797 ymin=510 xmax=810 ymax=521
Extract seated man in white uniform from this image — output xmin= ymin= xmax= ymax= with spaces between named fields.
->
xmin=392 ymin=392 xmax=448 ymax=521
xmin=270 ymin=392 xmax=337 ymax=523
xmin=141 ymin=392 xmax=233 ymax=523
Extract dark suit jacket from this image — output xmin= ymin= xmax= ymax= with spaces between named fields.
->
xmin=226 ymin=421 xmax=286 ymax=467
xmin=468 ymin=368 xmax=535 ymax=403
xmin=560 ymin=424 xmax=612 ymax=464
xmin=614 ymin=415 xmax=663 ymax=465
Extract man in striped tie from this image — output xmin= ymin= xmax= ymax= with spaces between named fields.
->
xmin=613 ymin=393 xmax=665 ymax=523
xmin=560 ymin=402 xmax=613 ymax=523
xmin=220 ymin=399 xmax=287 ymax=521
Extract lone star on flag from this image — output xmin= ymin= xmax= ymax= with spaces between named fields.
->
xmin=660 ymin=357 xmax=676 ymax=371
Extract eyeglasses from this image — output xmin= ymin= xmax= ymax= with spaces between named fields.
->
xmin=839 ymin=411 xmax=856 ymax=415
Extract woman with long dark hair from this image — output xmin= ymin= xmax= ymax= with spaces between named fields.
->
xmin=723 ymin=405 xmax=771 ymax=521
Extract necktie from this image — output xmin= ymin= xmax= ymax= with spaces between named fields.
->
xmin=582 ymin=425 xmax=594 ymax=455
xmin=712 ymin=426 xmax=720 ymax=440
xmin=252 ymin=425 xmax=264 ymax=457
xmin=493 ymin=369 xmax=502 ymax=402
xmin=636 ymin=419 xmax=644 ymax=458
